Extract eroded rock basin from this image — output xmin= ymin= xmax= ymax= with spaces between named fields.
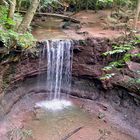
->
xmin=0 ymin=90 xmax=136 ymax=140
xmin=0 ymin=37 xmax=140 ymax=139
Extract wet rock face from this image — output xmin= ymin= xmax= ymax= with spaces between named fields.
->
xmin=12 ymin=38 xmax=110 ymax=82
xmin=126 ymin=61 xmax=140 ymax=73
xmin=73 ymin=38 xmax=110 ymax=78
xmin=5 ymin=38 xmax=140 ymax=100
xmin=71 ymin=77 xmax=102 ymax=101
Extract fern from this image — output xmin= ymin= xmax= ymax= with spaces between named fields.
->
xmin=102 ymin=38 xmax=138 ymax=71
xmin=103 ymin=44 xmax=134 ymax=56
xmin=103 ymin=60 xmax=124 ymax=71
xmin=100 ymin=73 xmax=116 ymax=80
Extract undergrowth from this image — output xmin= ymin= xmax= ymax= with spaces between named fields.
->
xmin=101 ymin=35 xmax=140 ymax=80
xmin=0 ymin=5 xmax=36 ymax=63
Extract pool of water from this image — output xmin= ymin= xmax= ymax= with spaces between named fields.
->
xmin=26 ymin=102 xmax=91 ymax=140
xmin=0 ymin=91 xmax=135 ymax=140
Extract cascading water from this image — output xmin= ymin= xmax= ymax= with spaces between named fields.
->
xmin=47 ymin=40 xmax=73 ymax=99
xmin=36 ymin=40 xmax=73 ymax=110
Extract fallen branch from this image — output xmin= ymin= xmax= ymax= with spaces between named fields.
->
xmin=18 ymin=11 xmax=80 ymax=23
xmin=61 ymin=126 xmax=83 ymax=140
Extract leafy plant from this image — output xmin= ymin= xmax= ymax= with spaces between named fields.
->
xmin=100 ymin=73 xmax=116 ymax=80
xmin=96 ymin=0 xmax=113 ymax=9
xmin=103 ymin=60 xmax=125 ymax=70
xmin=103 ymin=44 xmax=134 ymax=56
xmin=0 ymin=5 xmax=36 ymax=63
xmin=102 ymin=37 xmax=140 ymax=70
xmin=135 ymin=79 xmax=140 ymax=84
xmin=0 ymin=29 xmax=36 ymax=49
xmin=101 ymin=36 xmax=140 ymax=84
xmin=0 ymin=6 xmax=16 ymax=28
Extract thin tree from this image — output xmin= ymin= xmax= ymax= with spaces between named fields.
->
xmin=133 ymin=0 xmax=140 ymax=30
xmin=0 ymin=0 xmax=4 ymax=5
xmin=18 ymin=0 xmax=40 ymax=33
xmin=8 ymin=0 xmax=16 ymax=19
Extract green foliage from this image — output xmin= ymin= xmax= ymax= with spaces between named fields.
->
xmin=114 ymin=0 xmax=137 ymax=8
xmin=96 ymin=0 xmax=113 ymax=9
xmin=75 ymin=0 xmax=98 ymax=10
xmin=102 ymin=35 xmax=140 ymax=76
xmin=136 ymin=71 xmax=140 ymax=74
xmin=17 ymin=0 xmax=32 ymax=9
xmin=0 ymin=5 xmax=36 ymax=62
xmin=0 ymin=26 xmax=36 ymax=49
xmin=103 ymin=44 xmax=134 ymax=56
xmin=103 ymin=60 xmax=124 ymax=70
xmin=38 ymin=0 xmax=58 ymax=11
xmin=101 ymin=41 xmax=135 ymax=80
xmin=71 ymin=0 xmax=113 ymax=10
xmin=13 ymin=12 xmax=23 ymax=24
xmin=100 ymin=73 xmax=116 ymax=80
xmin=18 ymin=32 xmax=36 ymax=48
xmin=102 ymin=37 xmax=140 ymax=70
xmin=40 ymin=0 xmax=58 ymax=5
xmin=16 ymin=0 xmax=138 ymax=12
xmin=132 ymin=53 xmax=140 ymax=57
xmin=135 ymin=79 xmax=140 ymax=84
xmin=133 ymin=35 xmax=140 ymax=44
xmin=129 ymin=78 xmax=140 ymax=85
xmin=0 ymin=5 xmax=23 ymax=29
xmin=57 ymin=0 xmax=137 ymax=11
xmin=0 ymin=6 xmax=15 ymax=28
xmin=17 ymin=0 xmax=137 ymax=13
xmin=0 ymin=5 xmax=35 ymax=46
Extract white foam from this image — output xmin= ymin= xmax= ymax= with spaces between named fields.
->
xmin=35 ymin=99 xmax=72 ymax=111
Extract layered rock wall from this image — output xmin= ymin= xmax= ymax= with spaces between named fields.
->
xmin=0 ymin=37 xmax=140 ymax=118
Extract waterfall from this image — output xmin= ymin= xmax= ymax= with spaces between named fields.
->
xmin=47 ymin=40 xmax=73 ymax=99
xmin=36 ymin=40 xmax=73 ymax=110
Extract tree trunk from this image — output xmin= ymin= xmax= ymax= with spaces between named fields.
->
xmin=0 ymin=0 xmax=7 ymax=5
xmin=16 ymin=0 xmax=22 ymax=12
xmin=133 ymin=0 xmax=140 ymax=30
xmin=0 ymin=0 xmax=4 ymax=5
xmin=8 ymin=0 xmax=16 ymax=19
xmin=18 ymin=10 xmax=80 ymax=23
xmin=86 ymin=0 xmax=89 ymax=11
xmin=18 ymin=0 xmax=40 ymax=33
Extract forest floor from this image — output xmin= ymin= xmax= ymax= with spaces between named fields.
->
xmin=32 ymin=10 xmax=140 ymax=41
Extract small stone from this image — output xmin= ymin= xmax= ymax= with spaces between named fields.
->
xmin=98 ymin=112 xmax=105 ymax=119
xmin=103 ymin=119 xmax=107 ymax=123
xmin=99 ymin=129 xmax=104 ymax=134
xmin=134 ymin=98 xmax=140 ymax=106
xmin=98 ymin=103 xmax=108 ymax=111
xmin=124 ymin=114 xmax=128 ymax=118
